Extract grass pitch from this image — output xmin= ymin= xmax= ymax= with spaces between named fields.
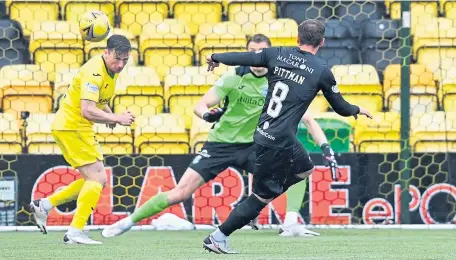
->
xmin=1 ymin=229 xmax=455 ymax=260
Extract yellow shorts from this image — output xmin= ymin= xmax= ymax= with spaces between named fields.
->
xmin=52 ymin=130 xmax=103 ymax=169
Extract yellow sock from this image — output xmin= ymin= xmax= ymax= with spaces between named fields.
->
xmin=48 ymin=178 xmax=85 ymax=207
xmin=70 ymin=180 xmax=103 ymax=230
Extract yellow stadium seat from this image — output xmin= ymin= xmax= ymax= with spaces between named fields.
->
xmin=331 ymin=65 xmax=383 ymax=112
xmin=190 ymin=114 xmax=212 ymax=152
xmin=351 ymin=112 xmax=401 ymax=153
xmin=388 ymin=1 xmax=438 ymax=35
xmin=60 ymin=0 xmax=115 ymax=26
xmin=225 ymin=0 xmax=277 ymax=35
xmin=113 ymin=65 xmax=164 ymax=117
xmin=443 ymin=0 xmax=456 ymax=19
xmin=255 ymin=19 xmax=298 ymax=46
xmin=384 ymin=64 xmax=438 ymax=114
xmin=414 ymin=18 xmax=456 ymax=58
xmin=6 ymin=0 xmax=59 ymax=36
xmin=26 ymin=113 xmax=60 ymax=154
xmin=3 ymin=95 xmax=53 ymax=119
xmin=135 ymin=114 xmax=190 ymax=154
xmin=29 ymin=21 xmax=84 ymax=82
xmin=85 ymin=29 xmax=140 ymax=65
xmin=164 ymin=66 xmax=219 ymax=129
xmin=416 ymin=47 xmax=456 ymax=81
xmin=411 ymin=111 xmax=456 ymax=152
xmin=0 ymin=113 xmax=22 ymax=154
xmin=172 ymin=0 xmax=223 ymax=35
xmin=140 ymin=19 xmax=194 ymax=81
xmin=118 ymin=0 xmax=169 ymax=37
xmin=95 ymin=124 xmax=133 ymax=155
xmin=194 ymin=22 xmax=247 ymax=65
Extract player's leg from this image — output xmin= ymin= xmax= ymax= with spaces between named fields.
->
xmin=30 ymin=131 xmax=86 ymax=234
xmin=203 ymin=144 xmax=291 ymax=254
xmin=102 ymin=142 xmax=234 ymax=238
xmin=279 ymin=144 xmax=319 ymax=237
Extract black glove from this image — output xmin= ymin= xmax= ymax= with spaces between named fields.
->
xmin=202 ymin=107 xmax=225 ymax=123
xmin=321 ymin=143 xmax=339 ymax=181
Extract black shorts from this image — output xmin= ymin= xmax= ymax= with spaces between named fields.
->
xmin=252 ymin=142 xmax=314 ymax=200
xmin=189 ymin=142 xmax=256 ymax=182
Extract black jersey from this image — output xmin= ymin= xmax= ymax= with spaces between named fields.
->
xmin=211 ymin=47 xmax=359 ymax=149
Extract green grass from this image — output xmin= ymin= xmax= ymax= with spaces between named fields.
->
xmin=1 ymin=229 xmax=456 ymax=260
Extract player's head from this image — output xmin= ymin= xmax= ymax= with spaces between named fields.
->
xmin=297 ymin=19 xmax=325 ymax=53
xmin=246 ymin=34 xmax=271 ymax=75
xmin=104 ymin=34 xmax=131 ymax=74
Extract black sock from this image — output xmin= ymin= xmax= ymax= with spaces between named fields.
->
xmin=219 ymin=195 xmax=267 ymax=236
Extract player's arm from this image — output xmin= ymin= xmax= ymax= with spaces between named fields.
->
xmin=80 ymin=78 xmax=134 ymax=125
xmin=194 ymin=70 xmax=238 ymax=123
xmin=319 ymin=67 xmax=372 ymax=119
xmin=206 ymin=48 xmax=275 ymax=70
xmin=103 ymin=104 xmax=117 ymax=129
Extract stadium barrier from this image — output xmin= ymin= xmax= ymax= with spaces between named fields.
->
xmin=0 ymin=153 xmax=455 ymax=229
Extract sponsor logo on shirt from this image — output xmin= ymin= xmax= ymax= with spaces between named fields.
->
xmin=332 ymin=85 xmax=340 ymax=93
xmin=86 ymin=83 xmax=99 ymax=93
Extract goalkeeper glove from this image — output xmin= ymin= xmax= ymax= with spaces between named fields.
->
xmin=202 ymin=107 xmax=225 ymax=123
xmin=321 ymin=143 xmax=339 ymax=181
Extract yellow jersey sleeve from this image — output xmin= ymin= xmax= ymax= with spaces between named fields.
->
xmin=80 ymin=71 xmax=103 ymax=102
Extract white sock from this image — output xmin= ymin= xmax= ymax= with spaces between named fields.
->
xmin=68 ymin=226 xmax=82 ymax=235
xmin=41 ymin=198 xmax=53 ymax=212
xmin=283 ymin=211 xmax=299 ymax=227
xmin=211 ymin=228 xmax=227 ymax=242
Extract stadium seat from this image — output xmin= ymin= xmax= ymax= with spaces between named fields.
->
xmin=297 ymin=113 xmax=352 ymax=153
xmin=134 ymin=113 xmax=190 ymax=154
xmin=140 ymin=19 xmax=194 ymax=81
xmin=60 ymin=0 xmax=116 ymax=27
xmin=0 ymin=20 xmax=29 ymax=67
xmin=29 ymin=21 xmax=84 ymax=82
xmin=278 ymin=1 xmax=335 ymax=24
xmin=85 ymin=28 xmax=140 ymax=65
xmin=226 ymin=0 xmax=277 ymax=36
xmin=113 ymin=66 xmax=164 ymax=117
xmin=172 ymin=0 xmax=223 ymax=36
xmin=307 ymin=94 xmax=329 ymax=114
xmin=0 ymin=112 xmax=22 ymax=154
xmin=53 ymin=68 xmax=78 ymax=110
xmin=443 ymin=0 xmax=456 ymax=19
xmin=95 ymin=124 xmax=133 ymax=155
xmin=441 ymin=67 xmax=456 ymax=111
xmin=0 ymin=65 xmax=53 ymax=118
xmin=334 ymin=1 xmax=386 ymax=26
xmin=164 ymin=66 xmax=219 ymax=129
xmin=317 ymin=19 xmax=359 ymax=67
xmin=387 ymin=1 xmax=439 ymax=35
xmin=255 ymin=19 xmax=298 ymax=46
xmin=194 ymin=22 xmax=246 ymax=65
xmin=351 ymin=112 xmax=401 ymax=153
xmin=26 ymin=113 xmax=60 ymax=154
xmin=384 ymin=64 xmax=438 ymax=114
xmin=331 ymin=65 xmax=383 ymax=112
xmin=6 ymin=0 xmax=59 ymax=36
xmin=410 ymin=111 xmax=456 ymax=152
xmin=360 ymin=19 xmax=401 ymax=81
xmin=190 ymin=114 xmax=212 ymax=152
xmin=118 ymin=0 xmax=169 ymax=37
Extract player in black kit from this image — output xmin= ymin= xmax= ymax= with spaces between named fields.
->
xmin=202 ymin=19 xmax=373 ymax=254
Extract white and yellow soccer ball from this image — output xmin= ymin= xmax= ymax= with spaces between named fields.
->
xmin=79 ymin=10 xmax=111 ymax=42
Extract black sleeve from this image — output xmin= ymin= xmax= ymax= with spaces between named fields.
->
xmin=211 ymin=48 xmax=273 ymax=67
xmin=319 ymin=67 xmax=360 ymax=117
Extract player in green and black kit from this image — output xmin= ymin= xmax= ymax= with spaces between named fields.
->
xmin=102 ymin=34 xmax=334 ymax=238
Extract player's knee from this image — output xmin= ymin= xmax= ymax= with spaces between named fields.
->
xmin=168 ymin=185 xmax=194 ymax=205
xmin=78 ymin=161 xmax=107 ymax=187
xmin=296 ymin=167 xmax=314 ymax=180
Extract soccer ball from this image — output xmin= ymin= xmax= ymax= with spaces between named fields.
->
xmin=79 ymin=10 xmax=111 ymax=42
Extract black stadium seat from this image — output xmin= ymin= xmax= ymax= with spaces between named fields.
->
xmin=317 ymin=19 xmax=360 ymax=67
xmin=278 ymin=1 xmax=336 ymax=24
xmin=0 ymin=19 xmax=29 ymax=66
xmin=360 ymin=19 xmax=401 ymax=81
xmin=335 ymin=1 xmax=386 ymax=26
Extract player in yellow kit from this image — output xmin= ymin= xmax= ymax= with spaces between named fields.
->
xmin=29 ymin=34 xmax=135 ymax=245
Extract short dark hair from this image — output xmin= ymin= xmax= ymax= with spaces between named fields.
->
xmin=107 ymin=34 xmax=131 ymax=54
xmin=298 ymin=20 xmax=325 ymax=48
xmin=246 ymin=33 xmax=272 ymax=48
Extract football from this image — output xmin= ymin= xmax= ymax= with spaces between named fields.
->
xmin=79 ymin=10 xmax=111 ymax=42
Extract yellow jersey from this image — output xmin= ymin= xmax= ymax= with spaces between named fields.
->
xmin=52 ymin=55 xmax=118 ymax=131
